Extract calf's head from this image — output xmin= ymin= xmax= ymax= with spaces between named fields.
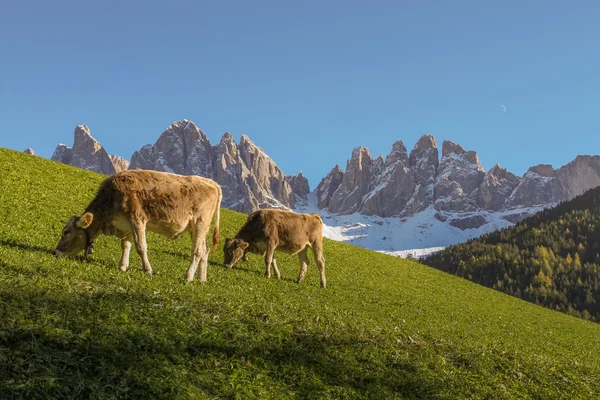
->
xmin=223 ymin=238 xmax=249 ymax=268
xmin=54 ymin=213 xmax=94 ymax=257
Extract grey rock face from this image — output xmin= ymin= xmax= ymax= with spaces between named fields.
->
xmin=236 ymin=134 xmax=295 ymax=211
xmin=406 ymin=134 xmax=439 ymax=214
xmin=130 ymin=120 xmax=213 ymax=178
xmin=328 ymin=147 xmax=378 ymax=214
xmin=506 ymin=165 xmax=565 ymax=207
xmin=477 ymin=164 xmax=520 ymax=211
xmin=556 ymin=155 xmax=600 ymax=201
xmin=315 ymin=165 xmax=344 ymax=209
xmin=434 ymin=141 xmax=485 ymax=212
xmin=24 ymin=148 xmax=36 ymax=156
xmin=361 ymin=141 xmax=416 ymax=217
xmin=129 ymin=121 xmax=298 ymax=213
xmin=448 ymin=215 xmax=487 ymax=230
xmin=51 ymin=125 xmax=124 ymax=175
xmin=110 ymin=155 xmax=129 ymax=172
xmin=286 ymin=172 xmax=310 ymax=200
xmin=314 ymin=134 xmax=600 ymax=230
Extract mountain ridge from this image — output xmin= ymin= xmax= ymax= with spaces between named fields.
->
xmin=47 ymin=120 xmax=600 ymax=251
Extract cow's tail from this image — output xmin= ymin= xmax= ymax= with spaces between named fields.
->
xmin=211 ymin=184 xmax=222 ymax=253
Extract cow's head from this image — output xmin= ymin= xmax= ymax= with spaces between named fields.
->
xmin=223 ymin=238 xmax=249 ymax=268
xmin=54 ymin=212 xmax=94 ymax=257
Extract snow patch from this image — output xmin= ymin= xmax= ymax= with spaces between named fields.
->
xmin=296 ymin=191 xmax=547 ymax=253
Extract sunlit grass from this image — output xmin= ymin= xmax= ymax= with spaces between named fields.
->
xmin=1 ymin=148 xmax=599 ymax=399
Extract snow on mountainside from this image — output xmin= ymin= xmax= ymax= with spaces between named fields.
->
xmin=296 ymin=192 xmax=549 ymax=257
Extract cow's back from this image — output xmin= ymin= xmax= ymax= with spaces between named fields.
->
xmin=93 ymin=170 xmax=220 ymax=223
xmin=237 ymin=209 xmax=322 ymax=250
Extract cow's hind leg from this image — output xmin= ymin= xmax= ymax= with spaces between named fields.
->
xmin=264 ymin=241 xmax=278 ymax=279
xmin=118 ymin=235 xmax=133 ymax=272
xmin=296 ymin=248 xmax=310 ymax=284
xmin=132 ymin=222 xmax=152 ymax=274
xmin=311 ymin=242 xmax=326 ymax=289
xmin=187 ymin=220 xmax=210 ymax=282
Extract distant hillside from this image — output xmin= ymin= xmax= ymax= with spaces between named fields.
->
xmin=424 ymin=185 xmax=600 ymax=321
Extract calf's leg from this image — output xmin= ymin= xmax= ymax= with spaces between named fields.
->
xmin=118 ymin=235 xmax=132 ymax=272
xmin=131 ymin=221 xmax=152 ymax=274
xmin=296 ymin=248 xmax=310 ymax=284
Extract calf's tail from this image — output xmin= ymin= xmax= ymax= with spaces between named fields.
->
xmin=211 ymin=185 xmax=222 ymax=253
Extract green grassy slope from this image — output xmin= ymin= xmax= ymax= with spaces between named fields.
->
xmin=1 ymin=148 xmax=599 ymax=399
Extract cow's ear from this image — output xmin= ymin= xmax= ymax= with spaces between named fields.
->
xmin=239 ymin=242 xmax=249 ymax=250
xmin=77 ymin=212 xmax=94 ymax=229
xmin=225 ymin=238 xmax=232 ymax=245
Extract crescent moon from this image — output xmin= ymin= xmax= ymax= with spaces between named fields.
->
xmin=501 ymin=104 xmax=507 ymax=113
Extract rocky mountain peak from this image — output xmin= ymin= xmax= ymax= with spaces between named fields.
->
xmin=385 ymin=140 xmax=408 ymax=167
xmin=477 ymin=163 xmax=520 ymax=211
xmin=316 ymin=165 xmax=345 ymax=209
xmin=529 ymin=164 xmax=555 ymax=177
xmin=414 ymin=134 xmax=437 ymax=151
xmin=51 ymin=125 xmax=124 ymax=175
xmin=442 ymin=140 xmax=482 ymax=168
xmin=128 ymin=120 xmax=297 ymax=213
xmin=349 ymin=146 xmax=371 ymax=172
xmin=408 ymin=134 xmax=439 ymax=207
xmin=239 ymin=134 xmax=253 ymax=145
xmin=220 ymin=132 xmax=235 ymax=144
xmin=110 ymin=155 xmax=130 ymax=173
xmin=130 ymin=119 xmax=213 ymax=177
xmin=285 ymin=172 xmax=310 ymax=200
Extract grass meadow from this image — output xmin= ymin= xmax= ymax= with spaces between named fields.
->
xmin=1 ymin=148 xmax=599 ymax=399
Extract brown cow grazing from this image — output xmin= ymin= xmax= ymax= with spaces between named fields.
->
xmin=54 ymin=170 xmax=222 ymax=282
xmin=223 ymin=209 xmax=326 ymax=288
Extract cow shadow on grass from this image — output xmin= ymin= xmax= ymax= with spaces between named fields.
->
xmin=227 ymin=264 xmax=300 ymax=284
xmin=0 ymin=238 xmax=53 ymax=255
xmin=0 ymin=285 xmax=442 ymax=399
xmin=155 ymin=249 xmax=300 ymax=283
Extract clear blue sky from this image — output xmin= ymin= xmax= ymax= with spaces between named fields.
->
xmin=1 ymin=1 xmax=599 ymax=188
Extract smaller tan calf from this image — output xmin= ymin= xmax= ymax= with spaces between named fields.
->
xmin=223 ymin=209 xmax=326 ymax=288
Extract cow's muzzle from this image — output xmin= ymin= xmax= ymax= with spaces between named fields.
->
xmin=53 ymin=249 xmax=63 ymax=257
xmin=224 ymin=263 xmax=233 ymax=269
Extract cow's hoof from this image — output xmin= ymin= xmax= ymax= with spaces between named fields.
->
xmin=119 ymin=265 xmax=128 ymax=272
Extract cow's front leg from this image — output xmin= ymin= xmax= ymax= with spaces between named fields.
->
xmin=264 ymin=242 xmax=277 ymax=279
xmin=118 ymin=236 xmax=132 ymax=272
xmin=272 ymin=258 xmax=282 ymax=279
xmin=132 ymin=222 xmax=152 ymax=274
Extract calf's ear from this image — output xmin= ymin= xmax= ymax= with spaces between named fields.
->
xmin=239 ymin=242 xmax=249 ymax=250
xmin=77 ymin=212 xmax=94 ymax=229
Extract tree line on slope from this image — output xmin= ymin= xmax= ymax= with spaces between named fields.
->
xmin=423 ymin=186 xmax=600 ymax=321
